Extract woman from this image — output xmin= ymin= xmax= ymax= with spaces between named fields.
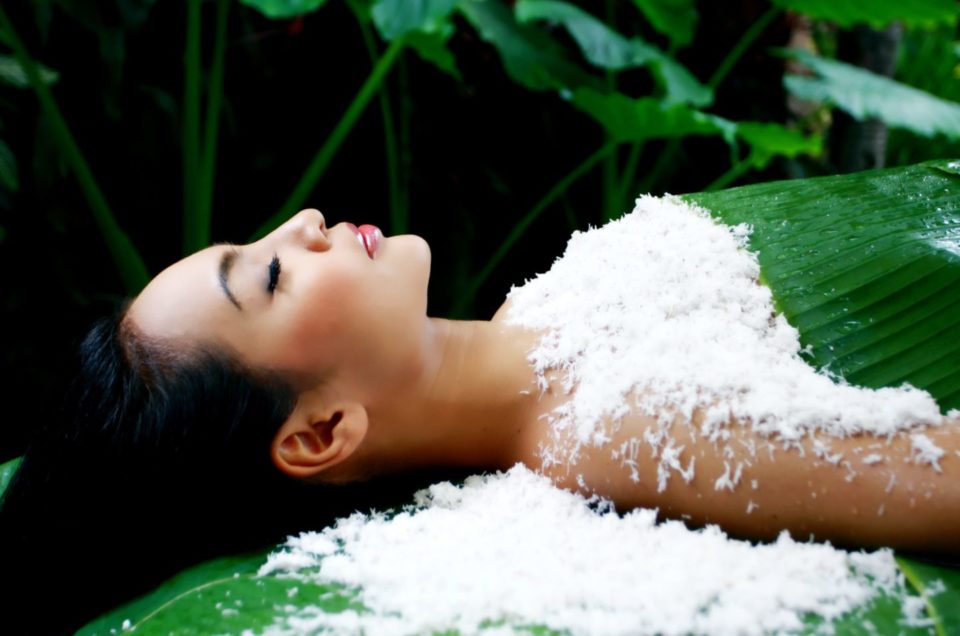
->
xmin=2 ymin=208 xmax=958 ymax=634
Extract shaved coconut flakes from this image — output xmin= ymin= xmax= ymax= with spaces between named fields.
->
xmin=504 ymin=195 xmax=944 ymax=486
xmin=910 ymin=433 xmax=945 ymax=472
xmin=259 ymin=466 xmax=914 ymax=636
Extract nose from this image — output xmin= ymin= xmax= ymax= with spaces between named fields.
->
xmin=279 ymin=209 xmax=329 ymax=251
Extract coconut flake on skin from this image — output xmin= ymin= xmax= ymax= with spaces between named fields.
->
xmin=258 ymin=465 xmax=914 ymax=636
xmin=504 ymin=194 xmax=944 ymax=484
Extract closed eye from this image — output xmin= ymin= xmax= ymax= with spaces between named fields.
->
xmin=267 ymin=254 xmax=282 ymax=294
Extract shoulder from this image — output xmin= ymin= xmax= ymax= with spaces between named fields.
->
xmin=490 ymin=296 xmax=516 ymax=323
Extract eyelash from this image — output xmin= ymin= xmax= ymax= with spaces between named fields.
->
xmin=267 ymin=254 xmax=281 ymax=294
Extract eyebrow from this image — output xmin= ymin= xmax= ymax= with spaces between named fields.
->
xmin=218 ymin=245 xmax=243 ymax=311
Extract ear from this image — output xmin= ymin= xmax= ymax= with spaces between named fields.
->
xmin=271 ymin=395 xmax=369 ymax=480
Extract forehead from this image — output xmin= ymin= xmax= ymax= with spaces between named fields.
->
xmin=127 ymin=246 xmax=236 ymax=343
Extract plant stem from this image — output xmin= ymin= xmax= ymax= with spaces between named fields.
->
xmin=252 ymin=37 xmax=406 ymax=241
xmin=182 ymin=0 xmax=202 ymax=254
xmin=614 ymin=141 xmax=643 ymax=212
xmin=707 ymin=5 xmax=780 ymax=91
xmin=196 ymin=0 xmax=230 ymax=252
xmin=451 ymin=143 xmax=617 ymax=317
xmin=358 ymin=17 xmax=404 ymax=234
xmin=601 ymin=0 xmax=617 ymax=222
xmin=705 ymin=159 xmax=751 ymax=191
xmin=0 ymin=4 xmax=149 ymax=293
xmin=602 ymin=110 xmax=618 ymax=221
xmin=636 ymin=138 xmax=679 ymax=195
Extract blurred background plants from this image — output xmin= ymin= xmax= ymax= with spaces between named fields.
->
xmin=1 ymin=0 xmax=959 ymax=460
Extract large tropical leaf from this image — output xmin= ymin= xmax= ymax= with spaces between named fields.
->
xmin=685 ymin=160 xmax=960 ymax=412
xmin=898 ymin=556 xmax=960 ymax=636
xmin=0 ymin=54 xmax=58 ymax=88
xmin=77 ymin=521 xmax=955 ymax=635
xmin=0 ymin=456 xmax=21 ymax=498
xmin=76 ymin=549 xmax=363 ymax=636
xmin=773 ymin=0 xmax=959 ymax=29
xmin=571 ymin=87 xmax=732 ymax=142
xmin=237 ymin=0 xmax=329 ymax=19
xmin=515 ymin=0 xmax=712 ymax=106
xmin=783 ymin=49 xmax=960 ymax=141
xmin=572 ymin=87 xmax=821 ymax=168
xmin=371 ymin=0 xmax=459 ymax=40
xmin=631 ymin=0 xmax=697 ymax=48
xmin=459 ymin=0 xmax=599 ymax=93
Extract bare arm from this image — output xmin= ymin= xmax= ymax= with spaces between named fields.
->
xmin=541 ymin=408 xmax=960 ymax=553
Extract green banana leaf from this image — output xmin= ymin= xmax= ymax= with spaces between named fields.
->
xmin=74 ymin=554 xmax=940 ymax=636
xmin=898 ymin=556 xmax=960 ymax=636
xmin=77 ymin=162 xmax=960 ymax=634
xmin=76 ymin=549 xmax=363 ymax=636
xmin=684 ymin=159 xmax=960 ymax=411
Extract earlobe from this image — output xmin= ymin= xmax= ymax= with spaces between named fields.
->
xmin=271 ymin=401 xmax=369 ymax=480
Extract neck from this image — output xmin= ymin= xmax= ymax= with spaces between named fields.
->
xmin=362 ymin=316 xmax=546 ymax=476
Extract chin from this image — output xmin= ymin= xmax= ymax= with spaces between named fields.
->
xmin=390 ymin=233 xmax=431 ymax=274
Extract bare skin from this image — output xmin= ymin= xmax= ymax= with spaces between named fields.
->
xmin=128 ymin=210 xmax=960 ymax=554
xmin=494 ymin=302 xmax=960 ymax=553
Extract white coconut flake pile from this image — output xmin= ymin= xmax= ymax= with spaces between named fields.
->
xmin=504 ymin=194 xmax=944 ymax=475
xmin=257 ymin=465 xmax=916 ymax=636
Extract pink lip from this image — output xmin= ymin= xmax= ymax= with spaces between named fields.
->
xmin=358 ymin=224 xmax=381 ymax=259
xmin=343 ymin=222 xmax=381 ymax=259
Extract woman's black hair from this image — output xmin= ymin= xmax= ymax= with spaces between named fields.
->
xmin=0 ymin=306 xmax=310 ymax=634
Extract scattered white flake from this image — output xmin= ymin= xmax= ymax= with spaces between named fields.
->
xmin=746 ymin=500 xmax=758 ymax=514
xmin=900 ymin=595 xmax=936 ymax=628
xmin=924 ymin=578 xmax=947 ymax=597
xmin=656 ymin=440 xmax=695 ymax=492
xmin=121 ymin=619 xmax=131 ymax=631
xmin=750 ymin=479 xmax=759 ymax=490
xmin=885 ymin=473 xmax=897 ymax=494
xmin=910 ymin=433 xmax=945 ymax=472
xmin=877 ymin=503 xmax=885 ymax=516
xmin=222 ymin=608 xmax=240 ymax=617
xmin=812 ymin=438 xmax=844 ymax=465
xmin=504 ymin=195 xmax=944 ymax=486
xmin=861 ymin=454 xmax=884 ymax=465
xmin=842 ymin=460 xmax=858 ymax=482
xmin=259 ymin=466 xmax=915 ymax=636
xmin=713 ymin=461 xmax=743 ymax=492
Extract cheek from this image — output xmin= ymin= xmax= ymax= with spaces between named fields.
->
xmin=265 ymin=275 xmax=361 ymax=372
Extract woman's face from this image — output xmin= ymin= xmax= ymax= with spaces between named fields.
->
xmin=127 ymin=209 xmax=432 ymax=403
